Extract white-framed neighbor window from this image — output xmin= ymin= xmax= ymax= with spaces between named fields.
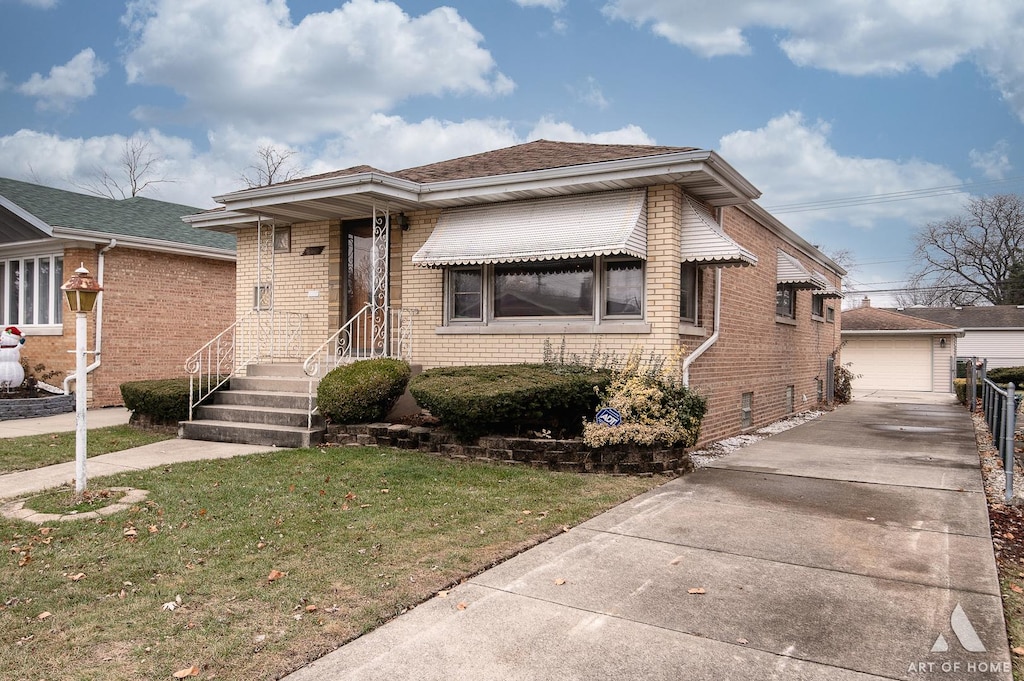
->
xmin=0 ymin=254 xmax=63 ymax=327
xmin=775 ymin=284 xmax=796 ymax=320
xmin=445 ymin=256 xmax=644 ymax=325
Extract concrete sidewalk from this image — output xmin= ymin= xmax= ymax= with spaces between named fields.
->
xmin=0 ymin=408 xmax=278 ymax=500
xmin=286 ymin=392 xmax=1012 ymax=680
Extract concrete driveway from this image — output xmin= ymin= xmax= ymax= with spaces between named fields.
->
xmin=286 ymin=392 xmax=1011 ymax=680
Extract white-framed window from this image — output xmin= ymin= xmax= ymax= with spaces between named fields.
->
xmin=775 ymin=284 xmax=796 ymax=320
xmin=273 ymin=227 xmax=291 ymax=253
xmin=826 ymin=305 xmax=835 ymax=323
xmin=680 ymin=263 xmax=699 ymax=323
xmin=0 ymin=254 xmax=64 ymax=327
xmin=444 ymin=256 xmax=644 ymax=325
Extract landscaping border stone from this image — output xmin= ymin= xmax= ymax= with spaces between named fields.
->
xmin=324 ymin=423 xmax=691 ymax=475
xmin=0 ymin=393 xmax=74 ymax=421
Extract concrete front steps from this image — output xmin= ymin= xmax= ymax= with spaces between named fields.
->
xmin=179 ymin=363 xmax=325 ymax=448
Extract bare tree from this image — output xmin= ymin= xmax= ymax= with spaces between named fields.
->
xmin=240 ymin=144 xmax=304 ymax=188
xmin=904 ymin=193 xmax=1024 ymax=306
xmin=77 ymin=135 xmax=172 ymax=199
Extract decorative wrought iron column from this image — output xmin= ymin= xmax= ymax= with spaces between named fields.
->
xmin=255 ymin=215 xmax=276 ymax=360
xmin=371 ymin=205 xmax=390 ymax=357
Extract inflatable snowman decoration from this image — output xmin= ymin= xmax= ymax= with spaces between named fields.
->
xmin=0 ymin=326 xmax=26 ymax=391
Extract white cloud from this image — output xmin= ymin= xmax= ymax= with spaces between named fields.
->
xmin=719 ymin=112 xmax=964 ymax=232
xmin=570 ymin=77 xmax=610 ymax=110
xmin=528 ymin=117 xmax=654 ymax=145
xmin=17 ymin=48 xmax=107 ymax=111
xmin=602 ymin=1 xmax=1024 ymax=121
xmin=969 ymin=140 xmax=1013 ymax=180
xmin=19 ymin=0 xmax=59 ymax=8
xmin=512 ymin=0 xmax=566 ymax=10
xmin=121 ymin=0 xmax=514 ymax=141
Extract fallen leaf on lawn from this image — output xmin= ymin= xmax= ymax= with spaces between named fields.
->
xmin=1011 ymin=584 xmax=1024 ymax=594
xmin=1013 ymin=646 xmax=1024 ymax=656
xmin=1005 ymin=532 xmax=1015 ymax=540
xmin=380 ymin=489 xmax=390 ymax=494
xmin=687 ymin=588 xmax=706 ymax=595
xmin=293 ymin=614 xmax=303 ymax=621
xmin=148 ymin=525 xmax=159 ymax=534
xmin=554 ymin=578 xmax=567 ymax=586
xmin=198 ymin=509 xmax=207 ymax=517
xmin=36 ymin=611 xmax=51 ymax=620
xmin=359 ymin=504 xmax=370 ymax=509
xmin=38 ymin=527 xmax=52 ymax=536
xmin=345 ymin=492 xmax=356 ymax=500
xmin=162 ymin=601 xmax=177 ymax=611
xmin=522 ymin=510 xmax=532 ymax=515
xmin=123 ymin=528 xmax=138 ymax=538
xmin=172 ymin=666 xmax=200 ymax=678
xmin=456 ymin=602 xmax=467 ymax=610
xmin=267 ymin=569 xmax=286 ymax=582
xmin=256 ymin=542 xmax=266 ymax=550
xmin=68 ymin=572 xmax=86 ymax=581
xmin=305 ymin=605 xmax=317 ymax=612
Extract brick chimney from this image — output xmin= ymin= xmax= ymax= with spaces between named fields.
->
xmin=861 ymin=296 xmax=871 ymax=308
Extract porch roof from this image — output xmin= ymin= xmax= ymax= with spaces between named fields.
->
xmin=812 ymin=270 xmax=844 ymax=298
xmin=680 ymin=197 xmax=757 ymax=267
xmin=777 ymin=250 xmax=822 ymax=289
xmin=411 ymin=189 xmax=647 ymax=266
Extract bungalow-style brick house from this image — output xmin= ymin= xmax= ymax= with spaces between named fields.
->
xmin=183 ymin=140 xmax=844 ymax=447
xmin=0 ymin=177 xmax=235 ymax=410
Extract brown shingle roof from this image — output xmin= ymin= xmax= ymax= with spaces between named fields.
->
xmin=842 ymin=306 xmax=958 ymax=331
xmin=392 ymin=139 xmax=698 ymax=183
xmin=884 ymin=305 xmax=1024 ymax=329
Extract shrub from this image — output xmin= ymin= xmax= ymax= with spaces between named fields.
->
xmin=834 ymin=361 xmax=856 ymax=404
xmin=317 ymin=358 xmax=411 ymax=424
xmin=409 ymin=364 xmax=612 ymax=441
xmin=985 ymin=366 xmax=1024 ymax=387
xmin=120 ymin=378 xmax=191 ymax=425
xmin=582 ymin=350 xmax=707 ymax=448
xmin=954 ymin=379 xmax=968 ymax=404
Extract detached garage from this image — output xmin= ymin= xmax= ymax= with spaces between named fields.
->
xmin=841 ymin=304 xmax=963 ymax=393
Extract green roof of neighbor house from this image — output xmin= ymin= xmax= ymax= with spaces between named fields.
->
xmin=0 ymin=176 xmax=234 ymax=252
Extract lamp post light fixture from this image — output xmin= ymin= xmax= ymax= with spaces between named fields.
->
xmin=61 ymin=263 xmax=103 ymax=494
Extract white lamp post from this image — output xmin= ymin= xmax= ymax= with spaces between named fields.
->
xmin=61 ymin=263 xmax=103 ymax=494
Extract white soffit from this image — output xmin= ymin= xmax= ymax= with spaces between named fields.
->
xmin=680 ymin=197 xmax=757 ymax=267
xmin=812 ymin=269 xmax=844 ymax=298
xmin=412 ymin=189 xmax=647 ymax=266
xmin=777 ymin=250 xmax=820 ymax=288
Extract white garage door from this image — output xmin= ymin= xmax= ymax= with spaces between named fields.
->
xmin=843 ymin=336 xmax=933 ymax=391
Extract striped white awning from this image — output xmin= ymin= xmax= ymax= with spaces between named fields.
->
xmin=812 ymin=270 xmax=844 ymax=298
xmin=777 ymin=250 xmax=821 ymax=289
xmin=412 ymin=189 xmax=647 ymax=267
xmin=680 ymin=197 xmax=757 ymax=267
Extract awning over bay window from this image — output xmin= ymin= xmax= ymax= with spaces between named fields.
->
xmin=812 ymin=270 xmax=844 ymax=298
xmin=680 ymin=197 xmax=757 ymax=267
xmin=777 ymin=250 xmax=822 ymax=289
xmin=411 ymin=189 xmax=647 ymax=267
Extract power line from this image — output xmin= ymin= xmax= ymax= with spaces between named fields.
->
xmin=763 ymin=176 xmax=1024 ymax=215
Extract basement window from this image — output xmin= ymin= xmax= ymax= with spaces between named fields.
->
xmin=741 ymin=392 xmax=753 ymax=429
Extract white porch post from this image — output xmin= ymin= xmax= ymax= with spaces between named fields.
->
xmin=371 ymin=205 xmax=391 ymax=357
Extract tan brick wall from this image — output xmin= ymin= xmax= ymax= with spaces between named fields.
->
xmin=20 ymin=245 xmax=236 ymax=408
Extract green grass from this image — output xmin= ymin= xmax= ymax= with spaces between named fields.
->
xmin=0 ymin=425 xmax=174 ymax=474
xmin=0 ymin=446 xmax=663 ymax=680
xmin=999 ymin=572 xmax=1024 ymax=680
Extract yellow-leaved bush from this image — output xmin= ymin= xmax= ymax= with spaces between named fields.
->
xmin=582 ymin=349 xmax=707 ymax=449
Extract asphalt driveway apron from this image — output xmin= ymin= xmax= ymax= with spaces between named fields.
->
xmin=286 ymin=397 xmax=1012 ymax=680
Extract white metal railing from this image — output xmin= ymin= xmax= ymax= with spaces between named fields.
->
xmin=302 ymin=306 xmax=415 ymax=428
xmin=185 ymin=310 xmax=305 ymax=420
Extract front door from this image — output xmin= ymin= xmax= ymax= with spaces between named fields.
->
xmin=342 ymin=219 xmax=374 ymax=353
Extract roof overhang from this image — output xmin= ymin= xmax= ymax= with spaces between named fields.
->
xmin=0 ymin=195 xmax=54 ymax=244
xmin=189 ymin=149 xmax=762 ymax=230
xmin=412 ymin=189 xmax=647 ymax=267
xmin=50 ymin=227 xmax=235 ymax=261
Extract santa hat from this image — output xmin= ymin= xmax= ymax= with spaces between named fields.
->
xmin=1 ymin=326 xmax=24 ymax=346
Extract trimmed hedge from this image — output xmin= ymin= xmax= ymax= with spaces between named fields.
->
xmin=409 ymin=364 xmax=612 ymax=441
xmin=317 ymin=358 xmax=411 ymax=424
xmin=985 ymin=366 xmax=1024 ymax=387
xmin=120 ymin=377 xmax=191 ymax=425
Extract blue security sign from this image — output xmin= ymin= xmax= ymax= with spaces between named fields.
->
xmin=596 ymin=407 xmax=622 ymax=427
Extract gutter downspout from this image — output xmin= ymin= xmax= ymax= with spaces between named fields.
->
xmin=682 ymin=267 xmax=722 ymax=387
xmin=64 ymin=239 xmax=116 ymax=394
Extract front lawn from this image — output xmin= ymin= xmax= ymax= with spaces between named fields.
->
xmin=0 ymin=425 xmax=174 ymax=474
xmin=0 ymin=446 xmax=662 ymax=680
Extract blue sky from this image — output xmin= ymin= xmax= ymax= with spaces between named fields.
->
xmin=2 ymin=0 xmax=1024 ymax=305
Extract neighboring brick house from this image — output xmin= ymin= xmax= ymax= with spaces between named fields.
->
xmin=185 ymin=140 xmax=844 ymax=445
xmin=0 ymin=177 xmax=235 ymax=408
